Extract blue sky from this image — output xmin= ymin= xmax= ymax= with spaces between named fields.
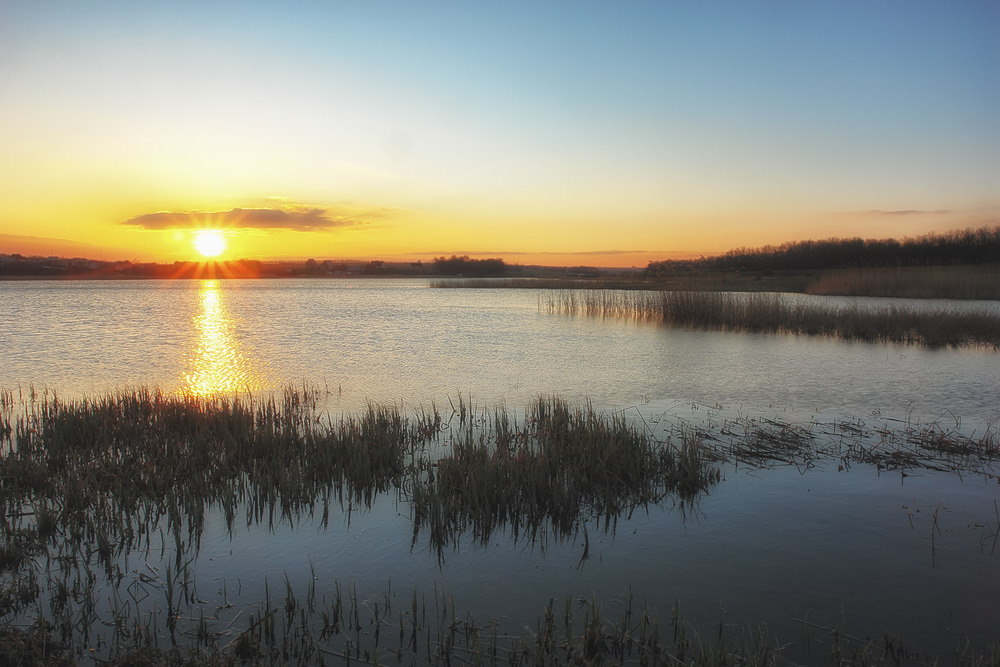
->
xmin=1 ymin=1 xmax=997 ymax=264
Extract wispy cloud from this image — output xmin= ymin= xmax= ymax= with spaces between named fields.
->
xmin=437 ymin=249 xmax=645 ymax=258
xmin=863 ymin=209 xmax=952 ymax=216
xmin=123 ymin=206 xmax=367 ymax=231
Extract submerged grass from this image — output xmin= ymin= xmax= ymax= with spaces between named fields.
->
xmin=663 ymin=404 xmax=1000 ymax=482
xmin=541 ymin=289 xmax=1000 ymax=348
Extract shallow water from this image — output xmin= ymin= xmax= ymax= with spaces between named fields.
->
xmin=2 ymin=278 xmax=998 ymax=658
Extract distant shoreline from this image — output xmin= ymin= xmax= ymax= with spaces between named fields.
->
xmin=4 ymin=225 xmax=998 ymax=299
xmin=4 ymin=265 xmax=999 ymax=301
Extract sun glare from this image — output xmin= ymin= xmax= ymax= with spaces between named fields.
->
xmin=193 ymin=230 xmax=227 ymax=258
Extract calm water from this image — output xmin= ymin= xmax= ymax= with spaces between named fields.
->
xmin=2 ymin=278 xmax=999 ymax=656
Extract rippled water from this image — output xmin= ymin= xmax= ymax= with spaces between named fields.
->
xmin=2 ymin=278 xmax=998 ymax=657
xmin=3 ymin=279 xmax=997 ymax=424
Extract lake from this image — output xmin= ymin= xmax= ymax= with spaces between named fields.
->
xmin=2 ymin=278 xmax=998 ymax=661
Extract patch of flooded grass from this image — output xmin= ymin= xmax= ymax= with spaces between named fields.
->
xmin=540 ymin=289 xmax=1000 ymax=348
xmin=677 ymin=405 xmax=1000 ymax=480
xmin=410 ymin=398 xmax=720 ymax=559
xmin=1 ymin=387 xmax=426 ymax=577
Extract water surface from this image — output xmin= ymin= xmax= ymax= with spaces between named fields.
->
xmin=3 ymin=279 xmax=997 ymax=425
xmin=2 ymin=278 xmax=998 ymax=658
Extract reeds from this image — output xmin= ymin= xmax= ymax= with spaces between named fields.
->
xmin=540 ymin=289 xmax=1000 ymax=348
xmin=808 ymin=265 xmax=1000 ymax=300
xmin=0 ymin=387 xmax=725 ymax=660
xmin=409 ymin=398 xmax=720 ymax=558
xmin=3 ymin=386 xmax=999 ymax=662
xmin=1 ymin=387 xmax=424 ymax=574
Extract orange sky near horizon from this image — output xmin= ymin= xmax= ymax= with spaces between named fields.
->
xmin=1 ymin=3 xmax=997 ymax=268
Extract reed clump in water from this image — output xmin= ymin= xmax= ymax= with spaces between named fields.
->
xmin=0 ymin=386 xmax=441 ymax=661
xmin=409 ymin=398 xmax=720 ymax=557
xmin=0 ymin=387 xmax=431 ymax=588
xmin=541 ymin=289 xmax=1000 ymax=348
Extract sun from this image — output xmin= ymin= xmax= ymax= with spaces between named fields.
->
xmin=192 ymin=230 xmax=227 ymax=258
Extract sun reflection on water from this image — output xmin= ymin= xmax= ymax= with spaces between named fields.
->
xmin=184 ymin=280 xmax=265 ymax=395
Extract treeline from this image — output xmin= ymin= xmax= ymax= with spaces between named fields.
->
xmin=644 ymin=226 xmax=1000 ymax=276
xmin=432 ymin=255 xmax=507 ymax=277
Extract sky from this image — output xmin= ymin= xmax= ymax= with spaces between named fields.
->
xmin=1 ymin=1 xmax=997 ymax=267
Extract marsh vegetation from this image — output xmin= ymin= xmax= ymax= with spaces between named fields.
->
xmin=539 ymin=289 xmax=1000 ymax=348
xmin=807 ymin=264 xmax=1000 ymax=300
xmin=411 ymin=398 xmax=720 ymax=559
xmin=2 ymin=385 xmax=998 ymax=664
xmin=434 ymin=265 xmax=1000 ymax=300
xmin=0 ymin=387 xmax=721 ymax=663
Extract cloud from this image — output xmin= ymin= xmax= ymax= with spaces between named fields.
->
xmin=122 ymin=207 xmax=362 ymax=231
xmin=437 ymin=249 xmax=643 ymax=258
xmin=864 ymin=209 xmax=952 ymax=216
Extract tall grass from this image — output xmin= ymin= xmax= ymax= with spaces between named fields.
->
xmin=808 ymin=264 xmax=1000 ymax=299
xmin=540 ymin=289 xmax=1000 ymax=348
